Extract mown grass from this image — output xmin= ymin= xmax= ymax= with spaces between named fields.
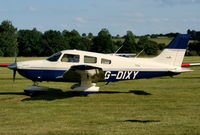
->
xmin=0 ymin=56 xmax=200 ymax=135
xmin=113 ymin=37 xmax=173 ymax=45
xmin=150 ymin=37 xmax=172 ymax=44
xmin=113 ymin=37 xmax=195 ymax=46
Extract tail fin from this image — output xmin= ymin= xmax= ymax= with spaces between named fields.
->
xmin=153 ymin=34 xmax=191 ymax=67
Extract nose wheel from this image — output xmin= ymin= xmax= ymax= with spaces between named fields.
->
xmin=24 ymin=82 xmax=48 ymax=96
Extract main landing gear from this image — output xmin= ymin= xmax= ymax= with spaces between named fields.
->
xmin=70 ymin=69 xmax=100 ymax=94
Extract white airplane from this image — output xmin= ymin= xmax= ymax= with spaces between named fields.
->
xmin=1 ymin=34 xmax=195 ymax=94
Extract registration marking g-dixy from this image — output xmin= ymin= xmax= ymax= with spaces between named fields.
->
xmin=104 ymin=71 xmax=139 ymax=80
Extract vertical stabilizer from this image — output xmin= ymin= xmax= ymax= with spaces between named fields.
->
xmin=153 ymin=34 xmax=190 ymax=67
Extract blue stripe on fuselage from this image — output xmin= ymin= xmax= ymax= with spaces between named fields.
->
xmin=17 ymin=69 xmax=178 ymax=82
xmin=17 ymin=69 xmax=66 ymax=81
xmin=103 ymin=71 xmax=176 ymax=82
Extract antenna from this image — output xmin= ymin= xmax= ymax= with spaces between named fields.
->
xmin=135 ymin=49 xmax=144 ymax=58
xmin=113 ymin=44 xmax=124 ymax=55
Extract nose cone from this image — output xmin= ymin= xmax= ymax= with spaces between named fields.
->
xmin=8 ymin=63 xmax=17 ymax=70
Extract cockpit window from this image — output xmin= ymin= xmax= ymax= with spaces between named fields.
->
xmin=47 ymin=52 xmax=62 ymax=62
xmin=61 ymin=54 xmax=80 ymax=63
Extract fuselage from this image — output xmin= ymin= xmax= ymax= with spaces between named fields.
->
xmin=15 ymin=50 xmax=181 ymax=82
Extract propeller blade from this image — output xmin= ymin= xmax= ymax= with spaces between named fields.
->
xmin=13 ymin=69 xmax=17 ymax=82
xmin=8 ymin=57 xmax=18 ymax=82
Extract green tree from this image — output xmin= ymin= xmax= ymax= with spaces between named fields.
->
xmin=62 ymin=29 xmax=89 ymax=50
xmin=138 ymin=36 xmax=159 ymax=55
xmin=187 ymin=41 xmax=200 ymax=56
xmin=91 ymin=29 xmax=113 ymax=53
xmin=68 ymin=30 xmax=82 ymax=49
xmin=82 ymin=33 xmax=87 ymax=37
xmin=119 ymin=31 xmax=137 ymax=53
xmin=157 ymin=43 xmax=165 ymax=50
xmin=113 ymin=40 xmax=123 ymax=52
xmin=81 ymin=37 xmax=92 ymax=51
xmin=0 ymin=20 xmax=18 ymax=56
xmin=18 ymin=28 xmax=43 ymax=56
xmin=88 ymin=32 xmax=93 ymax=38
xmin=137 ymin=36 xmax=148 ymax=50
xmin=41 ymin=30 xmax=69 ymax=56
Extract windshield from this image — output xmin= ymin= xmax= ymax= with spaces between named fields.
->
xmin=46 ymin=52 xmax=62 ymax=62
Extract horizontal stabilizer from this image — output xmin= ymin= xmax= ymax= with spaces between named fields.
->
xmin=170 ymin=68 xmax=193 ymax=73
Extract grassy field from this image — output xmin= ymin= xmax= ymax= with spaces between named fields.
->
xmin=150 ymin=37 xmax=172 ymax=44
xmin=113 ymin=37 xmax=173 ymax=45
xmin=0 ymin=56 xmax=200 ymax=135
xmin=113 ymin=37 xmax=194 ymax=45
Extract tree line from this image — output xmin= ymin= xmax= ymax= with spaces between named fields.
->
xmin=0 ymin=20 xmax=199 ymax=57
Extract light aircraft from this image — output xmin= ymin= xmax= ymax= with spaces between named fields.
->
xmin=0 ymin=34 xmax=198 ymax=95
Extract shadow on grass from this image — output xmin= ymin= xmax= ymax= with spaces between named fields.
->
xmin=124 ymin=120 xmax=160 ymax=123
xmin=129 ymin=90 xmax=152 ymax=95
xmin=21 ymin=88 xmax=89 ymax=101
xmin=98 ymin=90 xmax=152 ymax=95
xmin=0 ymin=88 xmax=152 ymax=101
xmin=20 ymin=89 xmax=152 ymax=101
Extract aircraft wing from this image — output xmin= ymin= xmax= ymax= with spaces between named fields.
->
xmin=60 ymin=65 xmax=105 ymax=82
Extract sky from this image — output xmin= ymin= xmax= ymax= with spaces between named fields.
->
xmin=0 ymin=0 xmax=199 ymax=36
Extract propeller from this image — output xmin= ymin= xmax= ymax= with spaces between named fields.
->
xmin=13 ymin=68 xmax=17 ymax=82
xmin=13 ymin=57 xmax=17 ymax=82
xmin=8 ymin=57 xmax=18 ymax=82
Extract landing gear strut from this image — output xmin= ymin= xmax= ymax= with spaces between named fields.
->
xmin=70 ymin=70 xmax=100 ymax=93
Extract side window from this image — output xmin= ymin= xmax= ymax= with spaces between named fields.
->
xmin=84 ymin=56 xmax=97 ymax=63
xmin=101 ymin=58 xmax=111 ymax=64
xmin=61 ymin=54 xmax=79 ymax=63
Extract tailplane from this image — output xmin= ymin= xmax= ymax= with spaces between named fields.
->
xmin=153 ymin=34 xmax=191 ymax=67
